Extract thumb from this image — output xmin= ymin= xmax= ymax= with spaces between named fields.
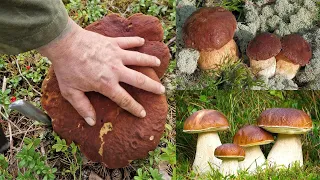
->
xmin=62 ymin=89 xmax=96 ymax=126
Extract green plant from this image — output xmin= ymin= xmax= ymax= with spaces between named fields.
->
xmin=0 ymin=154 xmax=13 ymax=180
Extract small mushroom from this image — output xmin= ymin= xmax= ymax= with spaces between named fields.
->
xmin=183 ymin=7 xmax=239 ymax=70
xmin=257 ymin=108 xmax=313 ymax=168
xmin=233 ymin=125 xmax=274 ymax=172
xmin=214 ymin=143 xmax=245 ymax=176
xmin=41 ymin=14 xmax=169 ymax=169
xmin=183 ymin=109 xmax=229 ymax=174
xmin=247 ymin=32 xmax=281 ymax=78
xmin=275 ymin=34 xmax=312 ymax=80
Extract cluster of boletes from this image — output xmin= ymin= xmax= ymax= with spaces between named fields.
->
xmin=182 ymin=7 xmax=312 ymax=80
xmin=248 ymin=33 xmax=312 ymax=80
xmin=183 ymin=108 xmax=313 ymax=176
xmin=41 ymin=13 xmax=170 ymax=168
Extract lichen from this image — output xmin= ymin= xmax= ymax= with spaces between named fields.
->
xmin=177 ymin=48 xmax=200 ymax=74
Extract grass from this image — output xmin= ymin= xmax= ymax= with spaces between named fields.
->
xmin=0 ymin=0 xmax=176 ymax=179
xmin=176 ymin=90 xmax=320 ymax=179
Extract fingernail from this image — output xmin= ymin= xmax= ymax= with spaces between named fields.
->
xmin=160 ymin=85 xmax=166 ymax=94
xmin=140 ymin=110 xmax=146 ymax=118
xmin=85 ymin=117 xmax=95 ymax=126
xmin=140 ymin=38 xmax=145 ymax=44
xmin=156 ymin=58 xmax=161 ymax=66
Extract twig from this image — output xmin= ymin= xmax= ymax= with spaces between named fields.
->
xmin=166 ymin=36 xmax=176 ymax=46
xmin=0 ymin=76 xmax=7 ymax=113
xmin=0 ymin=110 xmax=22 ymax=132
xmin=6 ymin=127 xmax=43 ymax=137
xmin=14 ymin=57 xmax=42 ymax=96
xmin=18 ymin=123 xmax=35 ymax=150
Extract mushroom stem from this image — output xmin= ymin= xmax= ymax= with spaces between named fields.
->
xmin=267 ymin=134 xmax=303 ymax=168
xmin=198 ymin=39 xmax=239 ymax=70
xmin=250 ymin=57 xmax=276 ymax=78
xmin=276 ymin=59 xmax=300 ymax=80
xmin=193 ymin=132 xmax=222 ymax=173
xmin=220 ymin=159 xmax=239 ymax=176
xmin=239 ymin=146 xmax=266 ymax=172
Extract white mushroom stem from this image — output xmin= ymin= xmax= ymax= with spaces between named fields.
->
xmin=267 ymin=134 xmax=303 ymax=168
xmin=276 ymin=59 xmax=300 ymax=80
xmin=193 ymin=132 xmax=222 ymax=174
xmin=220 ymin=159 xmax=239 ymax=176
xmin=239 ymin=146 xmax=266 ymax=172
xmin=250 ymin=57 xmax=276 ymax=78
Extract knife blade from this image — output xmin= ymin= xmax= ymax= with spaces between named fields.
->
xmin=9 ymin=100 xmax=52 ymax=125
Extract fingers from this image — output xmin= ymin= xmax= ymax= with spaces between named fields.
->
xmin=61 ymin=89 xmax=96 ymax=126
xmin=113 ymin=36 xmax=145 ymax=49
xmin=121 ymin=50 xmax=161 ymax=67
xmin=100 ymin=84 xmax=146 ymax=118
xmin=119 ymin=67 xmax=165 ymax=94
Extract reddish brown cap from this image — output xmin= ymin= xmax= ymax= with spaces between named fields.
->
xmin=214 ymin=143 xmax=245 ymax=161
xmin=183 ymin=7 xmax=237 ymax=51
xmin=247 ymin=32 xmax=281 ymax=60
xmin=233 ymin=125 xmax=274 ymax=147
xmin=130 ymin=41 xmax=170 ymax=78
xmin=257 ymin=108 xmax=313 ymax=134
xmin=183 ymin=109 xmax=229 ymax=133
xmin=41 ymin=66 xmax=167 ymax=169
xmin=86 ymin=13 xmax=163 ymax=41
xmin=85 ymin=13 xmax=170 ymax=78
xmin=277 ymin=34 xmax=312 ymax=66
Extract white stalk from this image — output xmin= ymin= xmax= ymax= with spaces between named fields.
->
xmin=220 ymin=159 xmax=239 ymax=176
xmin=250 ymin=57 xmax=276 ymax=78
xmin=276 ymin=59 xmax=300 ymax=80
xmin=267 ymin=134 xmax=303 ymax=168
xmin=192 ymin=132 xmax=222 ymax=174
xmin=239 ymin=146 xmax=266 ymax=172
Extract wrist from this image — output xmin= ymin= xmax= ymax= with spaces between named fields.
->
xmin=37 ymin=18 xmax=83 ymax=62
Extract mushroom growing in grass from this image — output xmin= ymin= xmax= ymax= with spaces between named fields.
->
xmin=247 ymin=32 xmax=281 ymax=78
xmin=275 ymin=34 xmax=312 ymax=80
xmin=257 ymin=108 xmax=313 ymax=168
xmin=41 ymin=14 xmax=169 ymax=169
xmin=233 ymin=125 xmax=274 ymax=172
xmin=214 ymin=143 xmax=245 ymax=176
xmin=183 ymin=109 xmax=230 ymax=174
xmin=183 ymin=7 xmax=239 ymax=70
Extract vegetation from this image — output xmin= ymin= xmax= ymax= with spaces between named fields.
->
xmin=176 ymin=90 xmax=320 ymax=179
xmin=0 ymin=0 xmax=176 ymax=179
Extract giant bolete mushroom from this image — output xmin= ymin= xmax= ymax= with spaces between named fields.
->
xmin=183 ymin=109 xmax=229 ymax=174
xmin=183 ymin=7 xmax=239 ymax=70
xmin=257 ymin=108 xmax=313 ymax=168
xmin=214 ymin=143 xmax=245 ymax=176
xmin=275 ymin=34 xmax=312 ymax=80
xmin=41 ymin=13 xmax=169 ymax=169
xmin=247 ymin=32 xmax=281 ymax=78
xmin=233 ymin=125 xmax=274 ymax=172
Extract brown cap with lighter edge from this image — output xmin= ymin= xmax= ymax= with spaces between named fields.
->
xmin=41 ymin=13 xmax=169 ymax=169
xmin=257 ymin=108 xmax=313 ymax=134
xmin=85 ymin=13 xmax=170 ymax=78
xmin=183 ymin=7 xmax=237 ymax=51
xmin=183 ymin=109 xmax=229 ymax=133
xmin=276 ymin=34 xmax=312 ymax=66
xmin=233 ymin=125 xmax=274 ymax=147
xmin=214 ymin=143 xmax=245 ymax=160
xmin=247 ymin=32 xmax=281 ymax=60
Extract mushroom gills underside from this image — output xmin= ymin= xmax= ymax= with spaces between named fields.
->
xmin=239 ymin=145 xmax=266 ymax=172
xmin=267 ymin=134 xmax=303 ymax=168
xmin=193 ymin=132 xmax=222 ymax=174
xmin=220 ymin=159 xmax=239 ymax=176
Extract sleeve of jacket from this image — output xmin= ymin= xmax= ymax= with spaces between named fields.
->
xmin=0 ymin=0 xmax=69 ymax=55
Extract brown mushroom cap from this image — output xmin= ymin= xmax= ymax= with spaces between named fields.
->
xmin=214 ymin=143 xmax=245 ymax=161
xmin=257 ymin=108 xmax=313 ymax=134
xmin=41 ymin=66 xmax=167 ymax=169
xmin=247 ymin=32 xmax=281 ymax=60
xmin=183 ymin=7 xmax=237 ymax=51
xmin=183 ymin=109 xmax=229 ymax=133
xmin=85 ymin=13 xmax=170 ymax=78
xmin=233 ymin=125 xmax=274 ymax=147
xmin=277 ymin=34 xmax=312 ymax=66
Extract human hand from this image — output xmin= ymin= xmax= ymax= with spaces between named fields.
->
xmin=37 ymin=18 xmax=165 ymax=126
